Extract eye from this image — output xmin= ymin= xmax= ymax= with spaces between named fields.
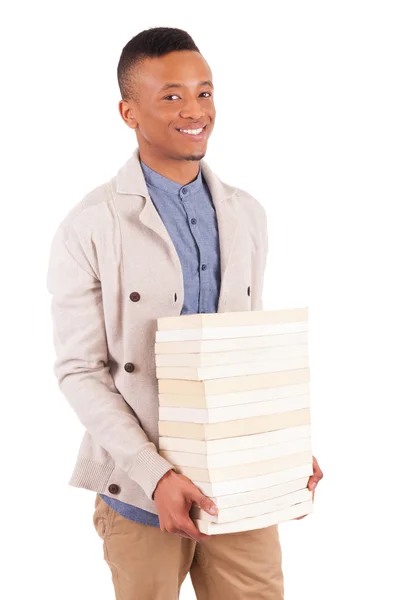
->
xmin=163 ymin=92 xmax=212 ymax=101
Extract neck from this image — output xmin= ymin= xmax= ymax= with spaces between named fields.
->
xmin=138 ymin=148 xmax=201 ymax=185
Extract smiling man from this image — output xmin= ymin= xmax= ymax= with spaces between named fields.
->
xmin=118 ymin=45 xmax=215 ymax=176
xmin=47 ymin=27 xmax=323 ymax=600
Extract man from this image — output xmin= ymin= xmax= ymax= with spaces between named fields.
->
xmin=47 ymin=26 xmax=323 ymax=599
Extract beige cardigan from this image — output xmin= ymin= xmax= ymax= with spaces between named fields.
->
xmin=46 ymin=148 xmax=268 ymax=514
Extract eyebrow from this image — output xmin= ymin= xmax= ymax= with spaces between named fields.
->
xmin=159 ymin=80 xmax=214 ymax=92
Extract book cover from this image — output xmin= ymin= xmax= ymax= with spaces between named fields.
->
xmin=175 ymin=451 xmax=313 ymax=483
xmin=159 ymin=393 xmax=310 ymax=424
xmin=156 ymin=356 xmax=309 ymax=381
xmin=193 ymin=463 xmax=314 ymax=496
xmin=157 ymin=307 xmax=308 ymax=331
xmin=158 ymin=382 xmax=310 ymax=409
xmin=158 ymin=368 xmax=310 ymax=396
xmin=194 ymin=500 xmax=314 ymax=534
xmin=160 ymin=437 xmax=312 ymax=469
xmin=158 ymin=424 xmax=312 ymax=454
xmin=191 ymin=487 xmax=313 ymax=523
xmin=158 ymin=407 xmax=311 ymax=440
xmin=155 ymin=331 xmax=308 ymax=355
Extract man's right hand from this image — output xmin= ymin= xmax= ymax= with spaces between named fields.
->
xmin=153 ymin=469 xmax=218 ymax=542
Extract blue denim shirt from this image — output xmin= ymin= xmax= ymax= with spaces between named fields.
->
xmin=100 ymin=157 xmax=221 ymax=526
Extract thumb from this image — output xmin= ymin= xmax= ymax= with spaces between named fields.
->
xmin=191 ymin=486 xmax=218 ymax=516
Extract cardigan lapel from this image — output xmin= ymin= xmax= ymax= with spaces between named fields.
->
xmin=200 ymin=160 xmax=239 ymax=290
xmin=115 ymin=148 xmax=240 ymax=311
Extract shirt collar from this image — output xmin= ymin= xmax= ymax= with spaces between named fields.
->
xmin=140 ymin=159 xmax=204 ymax=197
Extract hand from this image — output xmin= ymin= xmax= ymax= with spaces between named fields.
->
xmin=153 ymin=469 xmax=218 ymax=542
xmin=295 ymin=455 xmax=324 ymax=520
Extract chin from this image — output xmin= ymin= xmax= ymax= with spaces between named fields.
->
xmin=182 ymin=149 xmax=207 ymax=161
xmin=163 ymin=144 xmax=207 ymax=162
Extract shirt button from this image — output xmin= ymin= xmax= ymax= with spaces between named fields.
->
xmin=201 ymin=264 xmax=207 ymax=271
xmin=129 ymin=291 xmax=141 ymax=302
xmin=182 ymin=187 xmax=188 ymax=194
xmin=124 ymin=362 xmax=135 ymax=373
xmin=191 ymin=218 xmax=197 ymax=225
xmin=108 ymin=484 xmax=121 ymax=494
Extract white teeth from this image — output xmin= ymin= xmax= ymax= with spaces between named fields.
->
xmin=179 ymin=127 xmax=204 ymax=135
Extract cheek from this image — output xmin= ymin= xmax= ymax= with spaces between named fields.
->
xmin=208 ymin=100 xmax=216 ymax=115
xmin=207 ymin=109 xmax=216 ymax=128
xmin=140 ymin=111 xmax=170 ymax=139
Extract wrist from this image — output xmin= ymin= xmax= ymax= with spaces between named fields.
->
xmin=153 ymin=468 xmax=175 ymax=500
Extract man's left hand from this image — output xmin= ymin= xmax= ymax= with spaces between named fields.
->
xmin=295 ymin=455 xmax=323 ymax=520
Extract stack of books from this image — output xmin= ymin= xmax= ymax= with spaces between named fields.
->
xmin=155 ymin=308 xmax=314 ymax=535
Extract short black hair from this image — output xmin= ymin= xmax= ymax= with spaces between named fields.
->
xmin=117 ymin=27 xmax=200 ymax=102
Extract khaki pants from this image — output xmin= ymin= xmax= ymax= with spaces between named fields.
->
xmin=93 ymin=493 xmax=284 ymax=599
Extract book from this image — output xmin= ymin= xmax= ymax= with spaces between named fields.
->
xmin=157 ymin=307 xmax=308 ymax=330
xmin=155 ymin=331 xmax=308 ymax=355
xmin=207 ymin=476 xmax=310 ymax=509
xmin=158 ymin=407 xmax=311 ymax=440
xmin=156 ymin=321 xmax=308 ymax=343
xmin=194 ymin=500 xmax=314 ymax=535
xmin=191 ymin=487 xmax=313 ymax=523
xmin=159 ymin=393 xmax=310 ymax=424
xmin=155 ymin=308 xmax=314 ymax=534
xmin=192 ymin=463 xmax=314 ymax=497
xmin=160 ymin=437 xmax=312 ymax=469
xmin=155 ymin=344 xmax=308 ymax=367
xmin=158 ymin=368 xmax=310 ymax=396
xmin=158 ymin=424 xmax=312 ymax=454
xmin=159 ymin=382 xmax=310 ymax=409
xmin=175 ymin=451 xmax=312 ymax=483
xmin=156 ymin=356 xmax=309 ymax=381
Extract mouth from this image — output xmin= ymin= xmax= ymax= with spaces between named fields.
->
xmin=176 ymin=124 xmax=208 ymax=141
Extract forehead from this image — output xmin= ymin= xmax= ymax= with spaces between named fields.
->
xmin=136 ymin=51 xmax=212 ymax=92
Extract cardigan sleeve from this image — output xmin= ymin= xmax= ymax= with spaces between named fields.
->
xmin=46 ymin=223 xmax=175 ymax=501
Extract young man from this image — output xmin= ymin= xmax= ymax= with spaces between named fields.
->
xmin=47 ymin=27 xmax=323 ymax=600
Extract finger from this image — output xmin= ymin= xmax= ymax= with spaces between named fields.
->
xmin=181 ymin=517 xmax=211 ymax=542
xmin=308 ymin=477 xmax=318 ymax=491
xmin=309 ymin=476 xmax=322 ymax=490
xmin=312 ymin=456 xmax=324 ymax=479
xmin=173 ymin=528 xmax=196 ymax=541
xmin=189 ymin=487 xmax=218 ymax=517
xmin=308 ymin=470 xmax=323 ymax=490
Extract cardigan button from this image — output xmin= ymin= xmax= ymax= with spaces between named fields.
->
xmin=130 ymin=291 xmax=141 ymax=302
xmin=108 ymin=484 xmax=120 ymax=495
xmin=124 ymin=362 xmax=135 ymax=373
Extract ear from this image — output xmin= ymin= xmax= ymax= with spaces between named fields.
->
xmin=118 ymin=100 xmax=138 ymax=130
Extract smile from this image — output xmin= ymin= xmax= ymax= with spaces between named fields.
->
xmin=176 ymin=125 xmax=207 ymax=140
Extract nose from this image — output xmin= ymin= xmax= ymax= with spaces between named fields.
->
xmin=179 ymin=95 xmax=206 ymax=120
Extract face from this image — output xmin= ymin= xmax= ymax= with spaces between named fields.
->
xmin=119 ymin=50 xmax=216 ymax=161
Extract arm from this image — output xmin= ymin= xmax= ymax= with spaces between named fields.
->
xmin=46 ymin=223 xmax=174 ymax=501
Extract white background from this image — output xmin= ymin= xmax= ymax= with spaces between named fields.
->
xmin=1 ymin=1 xmax=399 ymax=599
